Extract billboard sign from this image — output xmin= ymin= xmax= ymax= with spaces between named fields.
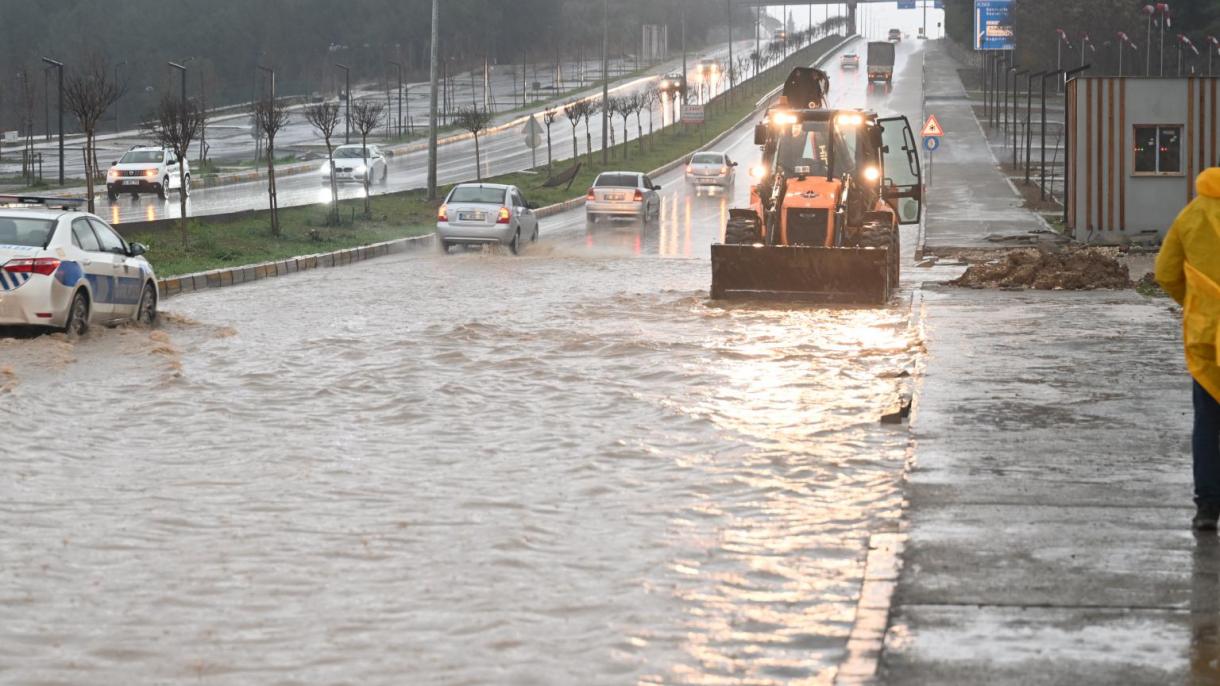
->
xmin=897 ymin=1 xmax=916 ymax=9
xmin=974 ymin=0 xmax=1015 ymax=51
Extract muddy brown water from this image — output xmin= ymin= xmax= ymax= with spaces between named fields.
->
xmin=1 ymin=221 xmax=919 ymax=684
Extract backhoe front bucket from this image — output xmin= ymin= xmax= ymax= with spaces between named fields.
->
xmin=710 ymin=244 xmax=892 ymax=304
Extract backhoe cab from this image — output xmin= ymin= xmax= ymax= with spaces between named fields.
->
xmin=710 ymin=67 xmax=923 ymax=304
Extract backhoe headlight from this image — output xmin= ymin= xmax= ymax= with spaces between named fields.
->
xmin=862 ymin=166 xmax=881 ymax=182
xmin=749 ymin=165 xmax=767 ymax=179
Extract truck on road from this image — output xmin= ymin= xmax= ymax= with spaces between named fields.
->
xmin=867 ymin=41 xmax=895 ymax=84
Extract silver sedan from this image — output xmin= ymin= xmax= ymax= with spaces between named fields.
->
xmin=585 ymin=172 xmax=661 ymax=224
xmin=685 ymin=151 xmax=737 ymax=187
xmin=437 ymin=183 xmax=539 ymax=255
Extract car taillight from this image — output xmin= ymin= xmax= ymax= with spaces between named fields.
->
xmin=633 ymin=189 xmax=643 ymax=202
xmin=437 ymin=204 xmax=448 ymax=222
xmin=3 ymin=257 xmax=60 ymax=276
xmin=497 ymin=207 xmax=511 ymax=224
xmin=586 ymin=188 xmax=596 ymax=200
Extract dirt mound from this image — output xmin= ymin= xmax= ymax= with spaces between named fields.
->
xmin=950 ymin=248 xmax=1132 ymax=290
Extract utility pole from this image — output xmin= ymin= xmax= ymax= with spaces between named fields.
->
xmin=336 ymin=63 xmax=351 ymax=143
xmin=727 ymin=0 xmax=733 ymax=90
xmin=682 ymin=0 xmax=688 ymax=101
xmin=168 ymin=61 xmax=187 ymax=105
xmin=41 ymin=57 xmax=63 ymax=186
xmin=755 ymin=4 xmax=761 ymax=77
xmin=257 ymin=65 xmax=276 ymax=102
xmin=427 ymin=0 xmax=440 ymax=200
xmin=388 ymin=61 xmax=403 ymax=137
xmin=114 ymin=61 xmax=126 ymax=134
xmin=601 ymin=0 xmax=608 ymax=165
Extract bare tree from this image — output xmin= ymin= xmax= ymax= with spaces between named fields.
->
xmin=453 ymin=105 xmax=493 ymax=181
xmin=563 ymin=100 xmax=583 ymax=161
xmin=304 ymin=100 xmax=342 ymax=224
xmin=641 ymin=90 xmax=656 ymax=149
xmin=350 ymin=99 xmax=386 ymax=216
xmin=629 ymin=92 xmax=648 ymax=153
xmin=542 ymin=107 xmax=558 ymax=171
xmin=63 ymin=60 xmax=125 ymax=212
xmin=581 ymin=100 xmax=597 ymax=165
xmin=612 ymin=97 xmax=631 ymax=160
xmin=252 ymin=96 xmax=290 ymax=236
xmin=143 ymin=95 xmax=205 ymax=247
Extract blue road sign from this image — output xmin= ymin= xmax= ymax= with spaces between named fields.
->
xmin=974 ymin=0 xmax=1015 ymax=51
xmin=935 ymin=0 xmax=944 ymax=8
xmin=923 ymin=136 xmax=941 ymax=152
xmin=898 ymin=1 xmax=916 ymax=8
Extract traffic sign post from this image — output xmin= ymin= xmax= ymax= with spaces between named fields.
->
xmin=920 ymin=115 xmax=945 ymax=187
xmin=522 ymin=114 xmax=543 ymax=168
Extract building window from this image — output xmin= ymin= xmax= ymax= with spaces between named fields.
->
xmin=1133 ymin=125 xmax=1182 ymax=175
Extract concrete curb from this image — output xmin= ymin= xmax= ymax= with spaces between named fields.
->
xmin=157 ymin=234 xmax=434 ymax=301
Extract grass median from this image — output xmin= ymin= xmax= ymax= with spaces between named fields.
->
xmin=132 ymin=36 xmax=843 ymax=278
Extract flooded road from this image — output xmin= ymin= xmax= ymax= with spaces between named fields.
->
xmin=1 ymin=40 xmax=928 ymax=684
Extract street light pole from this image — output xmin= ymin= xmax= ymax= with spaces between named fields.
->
xmin=41 ymin=57 xmax=63 ymax=186
xmin=727 ymin=0 xmax=733 ymax=91
xmin=1012 ymin=69 xmax=1028 ymax=169
xmin=601 ymin=0 xmax=608 ymax=165
xmin=682 ymin=0 xmax=687 ymax=101
xmin=336 ymin=63 xmax=351 ymax=143
xmin=114 ymin=61 xmax=127 ymax=134
xmin=427 ymin=0 xmax=440 ymax=200
xmin=387 ymin=61 xmax=403 ymax=137
xmin=168 ymin=61 xmax=187 ymax=106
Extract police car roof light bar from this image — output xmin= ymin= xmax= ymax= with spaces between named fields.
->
xmin=0 ymin=195 xmax=89 ymax=210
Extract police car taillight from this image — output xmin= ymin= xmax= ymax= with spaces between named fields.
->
xmin=3 ymin=257 xmax=60 ymax=276
xmin=496 ymin=207 xmax=511 ymax=224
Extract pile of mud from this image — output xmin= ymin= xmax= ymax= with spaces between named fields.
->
xmin=950 ymin=247 xmax=1132 ymax=290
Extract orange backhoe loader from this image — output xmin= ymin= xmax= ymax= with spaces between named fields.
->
xmin=710 ymin=67 xmax=924 ymax=304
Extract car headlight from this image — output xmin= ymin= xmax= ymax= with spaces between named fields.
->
xmin=319 ymin=163 xmax=331 ymax=174
xmin=355 ymin=165 xmax=367 ymax=175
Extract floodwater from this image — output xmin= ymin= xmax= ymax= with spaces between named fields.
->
xmin=1 ymin=242 xmax=917 ymax=685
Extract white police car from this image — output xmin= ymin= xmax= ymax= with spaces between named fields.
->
xmin=0 ymin=196 xmax=157 ymax=335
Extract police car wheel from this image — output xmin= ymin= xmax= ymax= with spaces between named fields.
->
xmin=63 ymin=290 xmax=89 ymax=337
xmin=137 ymin=282 xmax=158 ymax=326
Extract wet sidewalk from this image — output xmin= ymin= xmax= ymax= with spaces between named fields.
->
xmin=920 ymin=40 xmax=1048 ymax=254
xmin=879 ymin=286 xmax=1219 ymax=684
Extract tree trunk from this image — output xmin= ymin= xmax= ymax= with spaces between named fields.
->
xmin=83 ymin=132 xmax=95 ymax=213
xmin=178 ymin=154 xmax=189 ymax=248
xmin=326 ymin=141 xmax=339 ymax=225
xmin=267 ymin=142 xmax=279 ymax=236
xmin=622 ymin=116 xmax=630 ymax=158
xmin=636 ymin=113 xmax=645 ymax=152
xmin=571 ymin=126 xmax=578 ymax=160
xmin=361 ymin=135 xmax=371 ymax=217
xmin=584 ymin=122 xmax=592 ymax=166
xmin=545 ymin=126 xmax=552 ymax=172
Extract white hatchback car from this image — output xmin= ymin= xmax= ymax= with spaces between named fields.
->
xmin=0 ymin=197 xmax=157 ymax=335
xmin=585 ymin=172 xmax=661 ymax=223
xmin=321 ymin=144 xmax=388 ymax=185
xmin=107 ymin=146 xmax=190 ymax=201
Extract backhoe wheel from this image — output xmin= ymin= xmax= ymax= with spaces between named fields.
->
xmin=724 ymin=216 xmax=760 ymax=245
xmin=853 ymin=221 xmax=900 ymax=290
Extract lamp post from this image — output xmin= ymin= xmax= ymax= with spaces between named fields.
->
xmin=168 ymin=61 xmax=188 ymax=105
xmin=427 ymin=0 xmax=439 ymax=200
xmin=335 ymin=63 xmax=351 ymax=143
xmin=1116 ymin=32 xmax=1137 ymax=77
xmin=1025 ymin=70 xmax=1046 ymax=183
xmin=1208 ymin=37 xmax=1219 ymax=76
xmin=601 ymin=0 xmax=608 ymax=165
xmin=114 ymin=61 xmax=127 ymax=134
xmin=1039 ymin=69 xmax=1063 ymax=200
xmin=387 ymin=60 xmax=403 ymax=137
xmin=1055 ymin=29 xmax=1071 ymax=93
xmin=1141 ymin=5 xmax=1155 ymax=75
xmin=41 ymin=57 xmax=63 ymax=186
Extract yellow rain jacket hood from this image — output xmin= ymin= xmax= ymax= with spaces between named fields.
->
xmin=1157 ymin=168 xmax=1220 ymax=400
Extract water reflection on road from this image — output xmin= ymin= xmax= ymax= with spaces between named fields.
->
xmin=1 ymin=239 xmax=916 ymax=683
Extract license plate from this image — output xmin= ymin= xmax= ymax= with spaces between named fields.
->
xmin=123 ymin=179 xmax=139 ymax=185
xmin=700 ymin=177 xmax=716 ymax=183
xmin=458 ymin=212 xmax=485 ymax=221
xmin=606 ymin=194 xmax=624 ymax=201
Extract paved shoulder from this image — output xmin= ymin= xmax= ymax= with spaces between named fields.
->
xmin=881 ymin=287 xmax=1206 ymax=685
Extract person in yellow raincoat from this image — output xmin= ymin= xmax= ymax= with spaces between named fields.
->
xmin=1157 ymin=167 xmax=1220 ymax=530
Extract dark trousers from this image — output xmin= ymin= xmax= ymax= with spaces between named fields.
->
xmin=1195 ymin=380 xmax=1220 ymax=505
